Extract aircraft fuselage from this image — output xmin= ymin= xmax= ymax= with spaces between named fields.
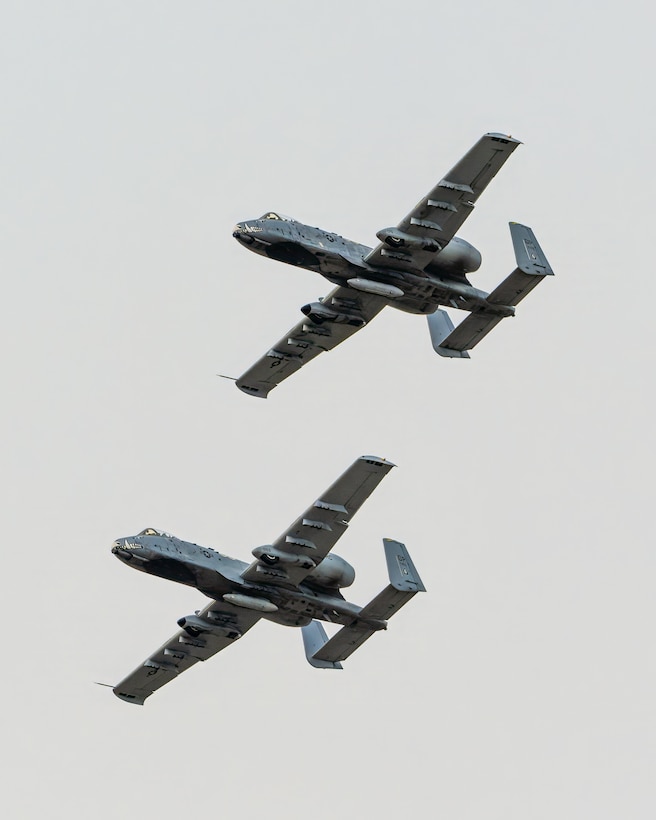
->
xmin=233 ymin=215 xmax=507 ymax=317
xmin=112 ymin=531 xmax=375 ymax=630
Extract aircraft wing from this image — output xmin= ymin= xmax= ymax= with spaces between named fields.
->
xmin=241 ymin=455 xmax=395 ymax=589
xmin=113 ymin=600 xmax=261 ymax=705
xmin=235 ymin=286 xmax=387 ymax=398
xmin=365 ymin=132 xmax=521 ymax=272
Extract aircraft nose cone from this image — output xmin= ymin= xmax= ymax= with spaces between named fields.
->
xmin=112 ymin=540 xmax=132 ymax=559
xmin=233 ymin=226 xmax=255 ymax=246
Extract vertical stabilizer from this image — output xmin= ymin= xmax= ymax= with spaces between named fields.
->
xmin=302 ymin=621 xmax=343 ymax=669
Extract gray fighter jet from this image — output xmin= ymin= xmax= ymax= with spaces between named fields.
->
xmin=110 ymin=456 xmax=424 ymax=705
xmin=233 ymin=133 xmax=553 ymax=398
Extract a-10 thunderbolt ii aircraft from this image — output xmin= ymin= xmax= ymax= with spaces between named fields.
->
xmin=110 ymin=456 xmax=424 ymax=705
xmin=232 ymin=132 xmax=553 ymax=398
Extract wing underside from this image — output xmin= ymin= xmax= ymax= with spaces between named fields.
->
xmin=365 ymin=132 xmax=521 ymax=272
xmin=241 ymin=455 xmax=395 ymax=589
xmin=113 ymin=601 xmax=261 ymax=705
xmin=236 ymin=286 xmax=387 ymax=398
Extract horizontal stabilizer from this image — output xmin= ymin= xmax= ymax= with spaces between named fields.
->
xmin=311 ymin=539 xmax=425 ymax=665
xmin=429 ymin=222 xmax=553 ymax=356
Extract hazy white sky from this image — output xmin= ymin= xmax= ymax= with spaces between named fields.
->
xmin=2 ymin=1 xmax=655 ymax=817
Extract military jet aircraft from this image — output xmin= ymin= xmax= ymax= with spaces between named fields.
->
xmin=233 ymin=132 xmax=553 ymax=398
xmin=110 ymin=455 xmax=424 ymax=705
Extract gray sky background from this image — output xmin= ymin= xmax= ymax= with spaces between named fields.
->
xmin=2 ymin=1 xmax=655 ymax=817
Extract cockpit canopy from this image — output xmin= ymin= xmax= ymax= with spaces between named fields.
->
xmin=259 ymin=212 xmax=295 ymax=222
xmin=138 ymin=527 xmax=173 ymax=538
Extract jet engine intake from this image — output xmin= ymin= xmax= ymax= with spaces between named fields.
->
xmin=376 ymin=227 xmax=442 ymax=253
xmin=301 ymin=302 xmax=365 ymax=327
xmin=305 ymin=553 xmax=355 ymax=589
xmin=252 ymin=545 xmax=317 ymax=570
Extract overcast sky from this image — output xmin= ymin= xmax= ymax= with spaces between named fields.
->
xmin=2 ymin=1 xmax=655 ymax=817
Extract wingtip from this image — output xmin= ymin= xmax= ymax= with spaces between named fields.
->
xmin=360 ymin=455 xmax=397 ymax=469
xmin=236 ymin=381 xmax=271 ymax=399
xmin=484 ymin=132 xmax=523 ymax=145
xmin=113 ymin=690 xmax=146 ymax=706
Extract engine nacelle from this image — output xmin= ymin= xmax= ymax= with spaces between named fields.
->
xmin=375 ymin=229 xmax=481 ymax=274
xmin=305 ymin=553 xmax=355 ymax=589
xmin=252 ymin=545 xmax=316 ymax=570
xmin=301 ymin=302 xmax=365 ymax=327
xmin=433 ymin=237 xmax=482 ymax=274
